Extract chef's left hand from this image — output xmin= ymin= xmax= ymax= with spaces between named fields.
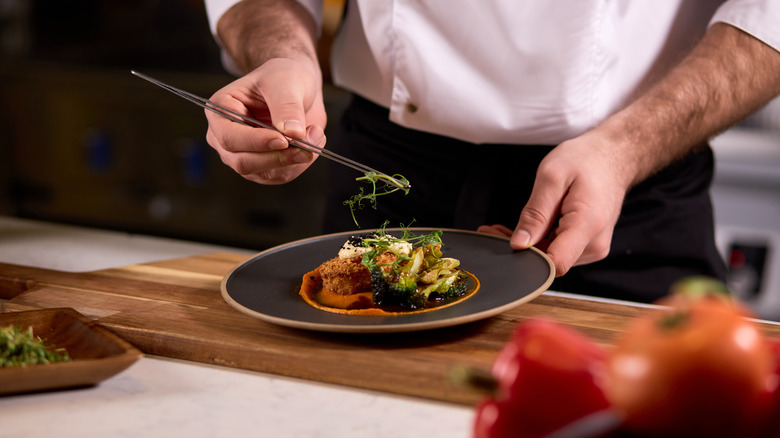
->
xmin=478 ymin=131 xmax=633 ymax=277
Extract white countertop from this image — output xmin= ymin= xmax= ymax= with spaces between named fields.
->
xmin=0 ymin=217 xmax=473 ymax=438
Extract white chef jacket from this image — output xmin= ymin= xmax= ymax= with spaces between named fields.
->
xmin=205 ymin=0 xmax=780 ymax=145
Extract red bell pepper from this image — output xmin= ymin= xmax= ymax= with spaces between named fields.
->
xmin=472 ymin=318 xmax=610 ymax=438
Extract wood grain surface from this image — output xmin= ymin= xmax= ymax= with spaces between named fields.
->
xmin=2 ymin=253 xmax=779 ymax=405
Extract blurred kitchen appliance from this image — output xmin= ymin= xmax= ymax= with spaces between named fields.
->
xmin=710 ymin=125 xmax=780 ymax=321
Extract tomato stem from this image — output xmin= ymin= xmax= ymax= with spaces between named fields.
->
xmin=670 ymin=276 xmax=731 ymax=300
xmin=449 ymin=365 xmax=498 ymax=395
xmin=659 ymin=310 xmax=690 ymax=331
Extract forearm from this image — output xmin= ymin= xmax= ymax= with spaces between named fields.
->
xmin=216 ymin=0 xmax=320 ymax=74
xmin=596 ymin=22 xmax=780 ymax=187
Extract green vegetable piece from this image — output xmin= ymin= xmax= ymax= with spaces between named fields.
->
xmin=361 ymin=224 xmax=469 ymax=310
xmin=0 ymin=325 xmax=71 ymax=368
xmin=419 ymin=272 xmax=461 ymax=299
xmin=406 ymin=247 xmax=425 ymax=274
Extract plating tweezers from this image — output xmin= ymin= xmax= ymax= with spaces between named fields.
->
xmin=131 ymin=70 xmax=410 ymax=191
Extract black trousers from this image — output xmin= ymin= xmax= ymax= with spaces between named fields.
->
xmin=323 ymin=95 xmax=727 ymax=303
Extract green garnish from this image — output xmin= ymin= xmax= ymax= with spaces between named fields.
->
xmin=356 ymin=223 xmax=467 ymax=310
xmin=0 ymin=325 xmax=71 ymax=368
xmin=360 ymin=221 xmax=443 ymax=274
xmin=344 ymin=172 xmax=411 ymax=227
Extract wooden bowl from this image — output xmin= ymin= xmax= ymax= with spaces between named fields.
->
xmin=0 ymin=308 xmax=143 ymax=395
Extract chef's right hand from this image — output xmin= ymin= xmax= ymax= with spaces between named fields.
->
xmin=205 ymin=58 xmax=327 ymax=185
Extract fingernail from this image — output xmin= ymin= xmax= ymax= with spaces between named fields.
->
xmin=283 ymin=120 xmax=304 ymax=136
xmin=268 ymin=138 xmax=287 ymax=150
xmin=513 ymin=230 xmax=531 ymax=248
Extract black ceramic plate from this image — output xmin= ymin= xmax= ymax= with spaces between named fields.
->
xmin=221 ymin=229 xmax=555 ymax=333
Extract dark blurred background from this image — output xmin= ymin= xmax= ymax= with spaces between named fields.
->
xmin=0 ymin=0 xmax=348 ymax=250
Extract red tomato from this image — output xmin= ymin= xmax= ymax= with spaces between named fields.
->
xmin=473 ymin=318 xmax=610 ymax=438
xmin=606 ymin=279 xmax=776 ymax=438
xmin=757 ymin=340 xmax=780 ymax=438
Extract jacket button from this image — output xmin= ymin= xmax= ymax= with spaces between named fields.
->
xmin=405 ymin=102 xmax=418 ymax=113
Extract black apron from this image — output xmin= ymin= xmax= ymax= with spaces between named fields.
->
xmin=322 ymin=95 xmax=727 ymax=303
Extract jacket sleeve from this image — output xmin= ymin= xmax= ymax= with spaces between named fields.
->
xmin=710 ymin=0 xmax=780 ymax=52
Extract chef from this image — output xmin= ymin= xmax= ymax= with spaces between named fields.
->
xmin=202 ymin=0 xmax=780 ymax=302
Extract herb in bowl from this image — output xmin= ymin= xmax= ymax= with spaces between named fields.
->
xmin=0 ymin=325 xmax=71 ymax=367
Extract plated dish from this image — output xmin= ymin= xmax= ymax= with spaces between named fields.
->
xmin=221 ymin=229 xmax=555 ymax=333
xmin=300 ymin=229 xmax=479 ymax=315
xmin=0 ymin=308 xmax=143 ymax=395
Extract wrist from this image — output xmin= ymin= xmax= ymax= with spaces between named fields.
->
xmin=217 ymin=0 xmax=320 ymax=74
xmin=576 ymin=119 xmax=650 ymax=191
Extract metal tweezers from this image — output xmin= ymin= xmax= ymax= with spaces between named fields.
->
xmin=131 ymin=70 xmax=410 ymax=191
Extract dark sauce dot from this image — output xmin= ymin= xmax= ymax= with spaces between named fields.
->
xmin=346 ymin=232 xmax=380 ymax=248
xmin=346 ymin=236 xmax=364 ymax=247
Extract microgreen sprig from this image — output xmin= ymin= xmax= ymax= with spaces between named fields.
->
xmin=360 ymin=221 xmax=443 ymax=274
xmin=344 ymin=172 xmax=411 ymax=227
xmin=361 ymin=221 xmax=442 ymax=248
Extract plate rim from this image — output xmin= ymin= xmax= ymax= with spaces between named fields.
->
xmin=220 ymin=228 xmax=555 ymax=333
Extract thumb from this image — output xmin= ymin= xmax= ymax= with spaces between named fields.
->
xmin=268 ymin=99 xmax=307 ymax=141
xmin=510 ymin=183 xmax=562 ymax=251
xmin=260 ymin=75 xmax=309 ymax=140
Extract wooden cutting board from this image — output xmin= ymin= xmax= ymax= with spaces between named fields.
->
xmin=2 ymin=253 xmax=779 ymax=406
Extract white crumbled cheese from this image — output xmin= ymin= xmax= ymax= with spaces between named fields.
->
xmin=388 ymin=240 xmax=413 ymax=257
xmin=338 ymin=241 xmax=370 ymax=259
xmin=338 ymin=235 xmax=413 ymax=259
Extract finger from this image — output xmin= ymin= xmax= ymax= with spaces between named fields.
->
xmin=205 ymin=93 xmax=289 ymax=153
xmin=216 ymin=149 xmax=313 ymax=185
xmin=476 ymin=224 xmax=514 ymax=238
xmin=216 ymin=143 xmax=314 ymax=176
xmin=279 ymin=125 xmax=325 ymax=165
xmin=262 ymin=82 xmax=309 ymax=140
xmin=544 ymin=218 xmax=591 ymax=277
xmin=306 ymin=124 xmax=326 ymax=148
xmin=207 ymin=117 xmax=289 ymax=153
xmin=545 ymin=213 xmax=612 ymax=276
xmin=510 ymin=170 xmax=565 ymax=251
xmin=542 ymin=181 xmax=614 ymax=275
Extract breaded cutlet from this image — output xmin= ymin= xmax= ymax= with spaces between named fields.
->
xmin=318 ymin=252 xmax=400 ymax=295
